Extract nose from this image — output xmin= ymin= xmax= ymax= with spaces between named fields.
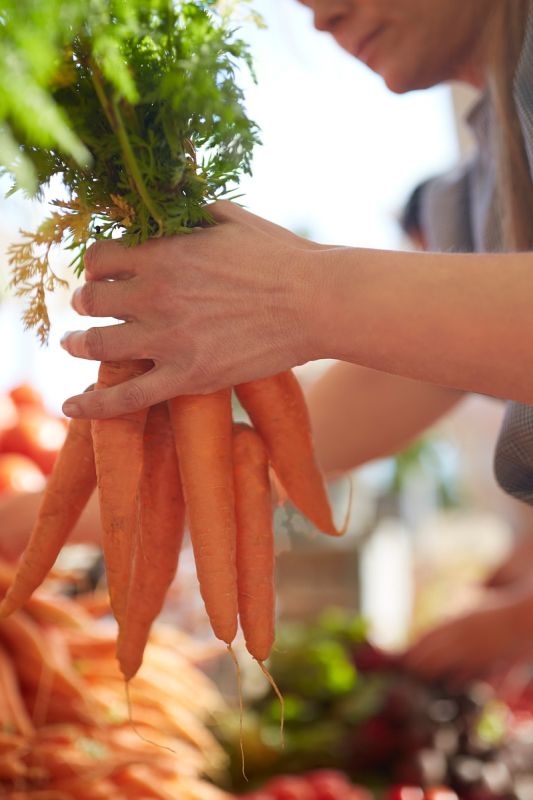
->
xmin=313 ymin=5 xmax=350 ymax=34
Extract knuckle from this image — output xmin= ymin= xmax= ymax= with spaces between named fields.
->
xmin=84 ymin=241 xmax=105 ymax=275
xmin=79 ymin=282 xmax=97 ymax=316
xmin=122 ymin=381 xmax=148 ymax=412
xmin=84 ymin=327 xmax=105 ymax=360
xmin=89 ymin=392 xmax=107 ymax=418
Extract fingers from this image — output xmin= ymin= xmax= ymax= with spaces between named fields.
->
xmin=205 ymin=199 xmax=238 ymax=223
xmin=404 ymin=637 xmax=448 ymax=678
xmin=84 ymin=239 xmax=142 ymax=280
xmin=60 ymin=322 xmax=144 ymax=363
xmin=71 ymin=279 xmax=137 ymax=319
xmin=207 ymin=200 xmax=321 ymax=249
xmin=62 ymin=367 xmax=176 ymax=420
xmin=404 ymin=623 xmax=464 ymax=680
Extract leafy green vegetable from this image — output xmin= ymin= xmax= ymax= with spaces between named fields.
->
xmin=1 ymin=0 xmax=260 ymax=341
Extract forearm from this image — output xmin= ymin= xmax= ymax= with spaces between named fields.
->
xmin=306 ymin=362 xmax=464 ymax=478
xmin=311 ymin=248 xmax=533 ymax=404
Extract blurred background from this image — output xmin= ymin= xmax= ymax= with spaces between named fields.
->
xmin=2 ymin=0 xmax=532 ymax=653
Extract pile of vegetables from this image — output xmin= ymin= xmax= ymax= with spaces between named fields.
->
xmin=239 ymin=769 xmax=374 ymax=800
xmin=217 ymin=611 xmax=527 ymax=797
xmin=0 ymin=558 xmax=231 ymax=799
xmin=1 ymin=0 xmax=341 ymax=681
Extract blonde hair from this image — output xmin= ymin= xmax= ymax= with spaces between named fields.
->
xmin=488 ymin=0 xmax=533 ymax=251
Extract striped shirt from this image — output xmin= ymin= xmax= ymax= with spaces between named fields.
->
xmin=420 ymin=8 xmax=533 ymax=506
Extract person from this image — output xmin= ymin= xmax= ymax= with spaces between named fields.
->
xmin=398 ymin=178 xmax=432 ymax=251
xmin=394 ymin=175 xmax=533 ymax=682
xmin=58 ymin=1 xmax=533 ymax=677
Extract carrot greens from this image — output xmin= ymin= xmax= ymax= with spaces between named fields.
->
xmin=1 ymin=0 xmax=260 ymax=342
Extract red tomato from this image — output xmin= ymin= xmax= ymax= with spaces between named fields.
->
xmin=9 ymin=383 xmax=44 ymax=409
xmin=264 ymin=777 xmax=316 ymax=800
xmin=1 ymin=408 xmax=67 ymax=475
xmin=307 ymin=770 xmax=352 ymax=800
xmin=0 ymin=395 xmax=18 ymax=433
xmin=0 ymin=454 xmax=46 ymax=495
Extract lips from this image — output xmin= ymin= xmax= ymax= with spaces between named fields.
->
xmin=354 ymin=25 xmax=385 ymax=63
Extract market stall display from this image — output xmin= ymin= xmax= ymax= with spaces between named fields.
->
xmin=0 ymin=559 xmax=230 ymax=799
xmin=217 ymin=611 xmax=533 ymax=798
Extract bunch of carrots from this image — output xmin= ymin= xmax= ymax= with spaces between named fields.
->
xmin=0 ymin=365 xmax=342 ymax=683
xmin=0 ymin=559 xmax=231 ymax=800
xmin=1 ymin=0 xmax=344 ymax=687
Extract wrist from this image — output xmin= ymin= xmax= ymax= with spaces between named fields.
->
xmin=299 ymin=246 xmax=360 ymax=362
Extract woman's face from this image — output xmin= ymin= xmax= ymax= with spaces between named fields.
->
xmin=297 ymin=0 xmax=496 ymax=92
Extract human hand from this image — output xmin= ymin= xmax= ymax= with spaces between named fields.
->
xmin=403 ymin=589 xmax=533 ymax=685
xmin=61 ymin=202 xmax=331 ymax=419
xmin=484 ymin=536 xmax=533 ymax=589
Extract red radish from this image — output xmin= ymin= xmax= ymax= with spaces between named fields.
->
xmin=263 ymin=776 xmax=315 ymax=800
xmin=307 ymin=770 xmax=352 ymax=800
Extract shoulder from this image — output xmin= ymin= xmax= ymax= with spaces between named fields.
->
xmin=514 ymin=4 xmax=533 ymax=119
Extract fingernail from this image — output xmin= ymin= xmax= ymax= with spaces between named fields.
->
xmin=60 ymin=331 xmax=73 ymax=345
xmin=72 ymin=287 xmax=83 ymax=311
xmin=62 ymin=401 xmax=81 ymax=417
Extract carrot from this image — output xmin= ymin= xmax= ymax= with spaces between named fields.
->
xmin=235 ymin=371 xmax=338 ymax=535
xmin=117 ymin=402 xmax=185 ymax=681
xmin=25 ymin=594 xmax=92 ymax=631
xmin=168 ymin=390 xmax=238 ymax=645
xmin=0 ymin=612 xmax=88 ymax=704
xmin=0 ymin=751 xmax=26 ymax=779
xmin=0 ymin=731 xmax=26 ymax=752
xmin=0 ymin=675 xmax=16 ymax=734
xmin=0 ymin=415 xmax=96 ymax=618
xmin=0 ymin=645 xmax=35 ymax=738
xmin=67 ymin=630 xmax=117 ymax=660
xmin=49 ymin=777 xmax=121 ymax=800
xmin=20 ymin=793 xmax=73 ymax=800
xmin=232 ymin=423 xmax=275 ymax=662
xmin=92 ymin=360 xmax=151 ymax=625
xmin=76 ymin=591 xmax=111 ymax=618
xmin=114 ymin=764 xmax=176 ymax=800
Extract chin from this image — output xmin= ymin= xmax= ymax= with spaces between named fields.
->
xmin=380 ymin=66 xmax=438 ymax=94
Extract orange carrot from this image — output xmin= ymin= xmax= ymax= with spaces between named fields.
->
xmin=168 ymin=390 xmax=237 ymax=645
xmin=0 ymin=416 xmax=96 ymax=618
xmin=92 ymin=360 xmax=151 ymax=625
xmin=235 ymin=371 xmax=338 ymax=535
xmin=0 ymin=751 xmax=26 ymax=779
xmin=76 ymin=590 xmax=111 ymax=618
xmin=117 ymin=402 xmax=185 ymax=681
xmin=232 ymin=423 xmax=275 ymax=662
xmin=0 ymin=645 xmax=35 ymax=738
xmin=0 ymin=612 xmax=88 ymax=705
